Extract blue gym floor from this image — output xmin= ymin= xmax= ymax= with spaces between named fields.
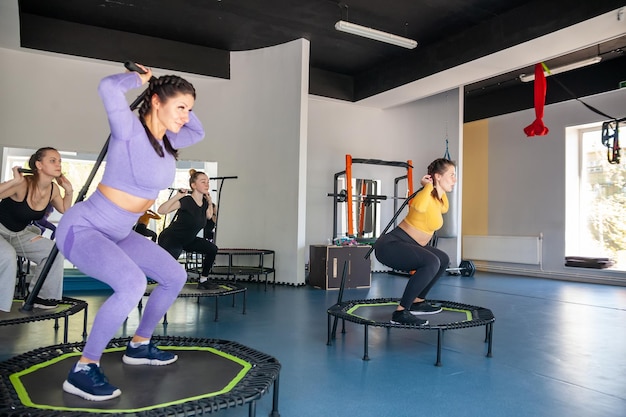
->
xmin=1 ymin=271 xmax=625 ymax=417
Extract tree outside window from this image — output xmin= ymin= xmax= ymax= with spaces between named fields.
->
xmin=578 ymin=129 xmax=625 ymax=269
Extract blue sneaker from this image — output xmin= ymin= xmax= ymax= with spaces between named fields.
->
xmin=62 ymin=363 xmax=121 ymax=401
xmin=122 ymin=341 xmax=178 ymax=366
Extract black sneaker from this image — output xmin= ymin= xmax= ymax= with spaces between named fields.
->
xmin=122 ymin=341 xmax=178 ymax=366
xmin=390 ymin=310 xmax=428 ymax=325
xmin=62 ymin=363 xmax=121 ymax=401
xmin=197 ymin=280 xmax=219 ymax=290
xmin=23 ymin=297 xmax=58 ymax=309
xmin=409 ymin=301 xmax=442 ymax=315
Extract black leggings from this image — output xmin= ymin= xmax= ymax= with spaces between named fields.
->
xmin=158 ymin=233 xmax=218 ymax=277
xmin=373 ymin=227 xmax=449 ymax=309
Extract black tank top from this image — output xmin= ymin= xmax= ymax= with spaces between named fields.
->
xmin=162 ymin=195 xmax=208 ymax=242
xmin=0 ymin=185 xmax=53 ymax=232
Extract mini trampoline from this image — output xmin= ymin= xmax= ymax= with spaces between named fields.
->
xmin=209 ymin=249 xmax=276 ymax=291
xmin=0 ymin=296 xmax=88 ymax=344
xmin=327 ymin=298 xmax=495 ymax=366
xmin=142 ymin=281 xmax=247 ymax=322
xmin=0 ymin=336 xmax=281 ymax=417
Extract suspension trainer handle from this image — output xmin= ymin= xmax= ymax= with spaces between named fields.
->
xmin=124 ymin=61 xmax=145 ymax=74
xmin=124 ymin=61 xmax=158 ymax=82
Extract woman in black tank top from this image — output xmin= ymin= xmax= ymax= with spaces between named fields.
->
xmin=0 ymin=147 xmax=74 ymax=312
xmin=157 ymin=169 xmax=218 ymax=290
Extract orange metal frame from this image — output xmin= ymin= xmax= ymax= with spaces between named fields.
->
xmin=345 ymin=154 xmax=413 ymax=237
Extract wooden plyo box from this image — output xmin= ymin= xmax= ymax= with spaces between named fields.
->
xmin=309 ymin=245 xmax=371 ymax=289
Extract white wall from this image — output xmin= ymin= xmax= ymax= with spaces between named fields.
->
xmin=202 ymin=40 xmax=310 ymax=285
xmin=486 ymin=88 xmax=626 ymax=284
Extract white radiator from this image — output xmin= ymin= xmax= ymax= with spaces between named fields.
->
xmin=462 ymin=235 xmax=542 ymax=265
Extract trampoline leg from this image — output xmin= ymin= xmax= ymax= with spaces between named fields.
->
xmin=54 ymin=317 xmax=59 ymax=331
xmin=163 ymin=312 xmax=168 ymax=325
xmin=248 ymin=400 xmax=256 ymax=417
xmin=63 ymin=316 xmax=69 ymax=344
xmin=362 ymin=324 xmax=370 ymax=361
xmin=269 ymin=374 xmax=280 ymax=417
xmin=82 ymin=304 xmax=88 ymax=339
xmin=486 ymin=323 xmax=494 ymax=358
xmin=214 ymin=297 xmax=219 ymax=321
xmin=341 ymin=318 xmax=346 ymax=334
xmin=435 ymin=329 xmax=443 ymax=367
xmin=331 ymin=315 xmax=339 ymax=341
xmin=327 ymin=314 xmax=333 ymax=345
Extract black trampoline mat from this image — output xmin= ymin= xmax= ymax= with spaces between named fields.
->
xmin=347 ymin=302 xmax=472 ymax=326
xmin=146 ymin=282 xmax=246 ymax=296
xmin=12 ymin=347 xmax=251 ymax=413
xmin=1 ymin=300 xmax=76 ymax=319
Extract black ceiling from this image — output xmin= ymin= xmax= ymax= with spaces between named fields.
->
xmin=17 ymin=0 xmax=626 ymax=119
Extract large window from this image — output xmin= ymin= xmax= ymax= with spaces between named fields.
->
xmin=565 ymin=125 xmax=625 ymax=271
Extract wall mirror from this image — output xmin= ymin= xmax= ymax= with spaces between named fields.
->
xmin=333 ymin=178 xmax=382 ymax=241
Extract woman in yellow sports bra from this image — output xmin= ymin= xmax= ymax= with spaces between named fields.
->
xmin=373 ymin=158 xmax=456 ymax=326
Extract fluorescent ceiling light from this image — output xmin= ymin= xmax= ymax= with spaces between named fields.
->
xmin=335 ymin=20 xmax=417 ymax=49
xmin=519 ymin=56 xmax=602 ymax=82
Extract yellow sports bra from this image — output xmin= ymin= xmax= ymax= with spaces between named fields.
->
xmin=403 ymin=183 xmax=449 ymax=235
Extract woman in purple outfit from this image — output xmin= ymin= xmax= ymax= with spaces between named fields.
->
xmin=55 ymin=64 xmax=205 ymax=401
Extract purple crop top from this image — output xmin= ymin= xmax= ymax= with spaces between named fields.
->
xmin=98 ymin=73 xmax=205 ymax=200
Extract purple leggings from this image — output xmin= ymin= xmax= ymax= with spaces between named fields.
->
xmin=56 ymin=190 xmax=187 ymax=361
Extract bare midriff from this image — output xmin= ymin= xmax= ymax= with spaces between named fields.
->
xmin=398 ymin=219 xmax=433 ymax=247
xmin=97 ymin=183 xmax=155 ymax=214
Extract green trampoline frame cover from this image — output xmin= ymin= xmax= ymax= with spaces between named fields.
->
xmin=10 ymin=346 xmax=251 ymax=413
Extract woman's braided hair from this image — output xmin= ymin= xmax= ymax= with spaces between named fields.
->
xmin=427 ymin=158 xmax=455 ymax=200
xmin=138 ymin=75 xmax=196 ymax=159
